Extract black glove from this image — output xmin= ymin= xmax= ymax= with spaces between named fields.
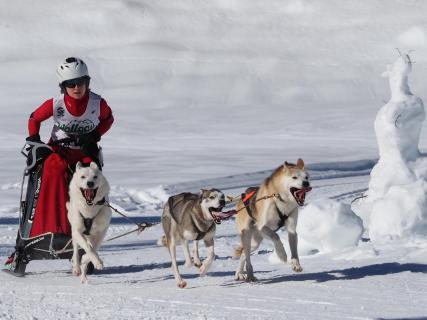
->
xmin=77 ymin=131 xmax=100 ymax=146
xmin=25 ymin=134 xmax=42 ymax=152
xmin=24 ymin=134 xmax=51 ymax=168
xmin=26 ymin=134 xmax=41 ymax=143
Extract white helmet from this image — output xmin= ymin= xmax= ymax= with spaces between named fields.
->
xmin=56 ymin=57 xmax=90 ymax=83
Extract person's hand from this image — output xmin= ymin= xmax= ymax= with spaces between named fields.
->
xmin=81 ymin=142 xmax=99 ymax=159
xmin=25 ymin=134 xmax=43 ymax=152
xmin=78 ymin=131 xmax=100 ymax=146
xmin=24 ymin=134 xmax=51 ymax=168
xmin=25 ymin=134 xmax=42 ymax=143
xmin=78 ymin=131 xmax=101 ymax=164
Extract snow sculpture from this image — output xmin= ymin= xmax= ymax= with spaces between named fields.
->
xmin=353 ymin=53 xmax=427 ymax=241
xmin=368 ymin=53 xmax=425 ymax=199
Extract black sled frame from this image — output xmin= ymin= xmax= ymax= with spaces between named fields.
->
xmin=5 ymin=141 xmax=75 ymax=276
xmin=5 ymin=139 xmax=104 ymax=276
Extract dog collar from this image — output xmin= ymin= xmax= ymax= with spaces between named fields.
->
xmin=86 ymin=197 xmax=106 ymax=206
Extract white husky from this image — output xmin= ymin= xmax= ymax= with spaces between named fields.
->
xmin=67 ymin=162 xmax=112 ymax=283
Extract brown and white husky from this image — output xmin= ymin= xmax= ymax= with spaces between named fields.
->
xmin=234 ymin=159 xmax=311 ymax=281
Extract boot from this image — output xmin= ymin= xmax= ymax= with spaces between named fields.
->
xmin=3 ymin=251 xmax=27 ymax=277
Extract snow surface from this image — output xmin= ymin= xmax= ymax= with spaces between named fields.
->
xmin=1 ymin=1 xmax=427 ymax=319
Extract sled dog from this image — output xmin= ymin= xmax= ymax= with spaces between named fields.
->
xmin=234 ymin=159 xmax=311 ymax=281
xmin=67 ymin=162 xmax=112 ymax=283
xmin=161 ymin=189 xmax=226 ymax=288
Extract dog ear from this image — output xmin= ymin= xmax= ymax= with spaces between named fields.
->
xmin=284 ymin=161 xmax=293 ymax=168
xmin=296 ymin=158 xmax=305 ymax=169
xmin=90 ymin=161 xmax=99 ymax=170
xmin=76 ymin=161 xmax=82 ymax=170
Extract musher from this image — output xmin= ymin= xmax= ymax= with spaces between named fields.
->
xmin=4 ymin=57 xmax=114 ymax=274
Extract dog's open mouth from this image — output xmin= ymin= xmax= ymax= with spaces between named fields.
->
xmin=209 ymin=207 xmax=232 ymax=224
xmin=209 ymin=207 xmax=224 ymax=214
xmin=290 ymin=187 xmax=312 ymax=206
xmin=80 ymin=188 xmax=98 ymax=205
xmin=209 ymin=206 xmax=237 ymax=224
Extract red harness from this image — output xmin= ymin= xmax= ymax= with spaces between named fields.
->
xmin=242 ymin=190 xmax=257 ymax=203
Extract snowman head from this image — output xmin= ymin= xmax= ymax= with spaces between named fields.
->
xmin=382 ymin=52 xmax=412 ymax=79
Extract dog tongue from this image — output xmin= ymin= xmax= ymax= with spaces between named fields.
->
xmin=213 ymin=210 xmax=237 ymax=220
xmin=84 ymin=189 xmax=95 ymax=202
xmin=295 ymin=187 xmax=312 ymax=203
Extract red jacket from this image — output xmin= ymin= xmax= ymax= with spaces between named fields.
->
xmin=28 ymin=92 xmax=114 ymax=137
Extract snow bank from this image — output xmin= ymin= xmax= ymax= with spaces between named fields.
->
xmin=126 ymin=185 xmax=169 ymax=212
xmin=297 ymin=199 xmax=363 ymax=254
xmin=352 ymin=54 xmax=427 ymax=242
xmin=106 ymin=185 xmax=169 ymax=218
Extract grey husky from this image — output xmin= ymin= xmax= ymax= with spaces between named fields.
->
xmin=161 ymin=189 xmax=225 ymax=288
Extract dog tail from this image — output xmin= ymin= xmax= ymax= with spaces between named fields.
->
xmin=233 ymin=245 xmax=243 ymax=259
xmin=157 ymin=235 xmax=168 ymax=247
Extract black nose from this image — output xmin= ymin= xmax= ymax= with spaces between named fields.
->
xmin=87 ymin=181 xmax=95 ymax=188
xmin=302 ymin=181 xmax=310 ymax=188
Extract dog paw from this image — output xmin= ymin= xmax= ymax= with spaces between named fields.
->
xmin=94 ymin=260 xmax=104 ymax=270
xmin=194 ymin=260 xmax=202 ymax=268
xmin=291 ymin=259 xmax=303 ymax=272
xmin=234 ymin=273 xmax=245 ymax=281
xmin=292 ymin=265 xmax=303 ymax=272
xmin=72 ymin=266 xmax=81 ymax=276
xmin=80 ymin=276 xmax=88 ymax=284
xmin=234 ymin=273 xmax=256 ymax=282
xmin=234 ymin=274 xmax=257 ymax=282
xmin=177 ymin=280 xmax=187 ymax=288
xmin=245 ymin=275 xmax=257 ymax=282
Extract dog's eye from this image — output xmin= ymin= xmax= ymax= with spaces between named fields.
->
xmin=209 ymin=196 xmax=216 ymax=199
xmin=93 ymin=175 xmax=98 ymax=179
xmin=292 ymin=176 xmax=298 ymax=180
xmin=81 ymin=175 xmax=86 ymax=179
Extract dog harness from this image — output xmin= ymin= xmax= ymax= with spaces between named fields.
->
xmin=81 ymin=214 xmax=94 ymax=236
xmin=242 ymin=187 xmax=289 ymax=230
xmin=241 ymin=187 xmax=259 ymax=221
xmin=168 ymin=193 xmax=215 ymax=241
xmin=190 ymin=215 xmax=216 ymax=241
xmin=273 ymin=196 xmax=289 ymax=231
xmin=79 ymin=198 xmax=106 ymax=235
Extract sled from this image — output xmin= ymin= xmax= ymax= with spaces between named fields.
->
xmin=4 ymin=141 xmax=76 ymax=276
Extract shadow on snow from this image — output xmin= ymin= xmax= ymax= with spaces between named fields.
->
xmin=258 ymin=262 xmax=427 ymax=284
xmin=96 ymin=260 xmax=236 ymax=279
xmin=0 ymin=216 xmax=160 ymax=226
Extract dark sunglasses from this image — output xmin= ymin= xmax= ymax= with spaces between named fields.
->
xmin=62 ymin=77 xmax=87 ymax=88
